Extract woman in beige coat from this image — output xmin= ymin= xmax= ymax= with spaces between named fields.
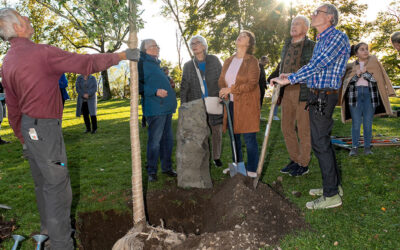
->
xmin=340 ymin=42 xmax=396 ymax=156
xmin=219 ymin=30 xmax=260 ymax=177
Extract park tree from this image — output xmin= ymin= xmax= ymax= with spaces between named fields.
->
xmin=160 ymin=0 xmax=288 ymax=64
xmin=370 ymin=1 xmax=400 ymax=85
xmin=160 ymin=0 xmax=209 ymax=57
xmin=35 ymin=0 xmax=134 ymax=100
xmin=196 ymin=0 xmax=288 ymax=63
xmin=126 ymin=0 xmax=146 ymax=229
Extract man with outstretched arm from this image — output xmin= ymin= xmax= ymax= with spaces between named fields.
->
xmin=0 ymin=8 xmax=139 ymax=249
xmin=271 ymin=3 xmax=350 ymax=210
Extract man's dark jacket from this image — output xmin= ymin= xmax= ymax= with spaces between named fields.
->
xmin=278 ymin=36 xmax=315 ymax=102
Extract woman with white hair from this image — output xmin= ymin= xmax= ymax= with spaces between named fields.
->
xmin=180 ymin=35 xmax=224 ymax=167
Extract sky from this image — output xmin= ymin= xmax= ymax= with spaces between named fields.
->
xmin=137 ymin=0 xmax=393 ymax=64
xmin=3 ymin=0 xmax=394 ymax=65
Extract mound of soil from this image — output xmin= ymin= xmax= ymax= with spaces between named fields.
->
xmin=0 ymin=216 xmax=16 ymax=244
xmin=78 ymin=175 xmax=309 ymax=249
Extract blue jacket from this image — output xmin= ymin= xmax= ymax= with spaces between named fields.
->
xmin=139 ymin=52 xmax=177 ymax=117
xmin=59 ymin=74 xmax=70 ymax=101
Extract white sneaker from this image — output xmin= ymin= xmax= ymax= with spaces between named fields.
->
xmin=309 ymin=185 xmax=344 ymax=197
xmin=247 ymin=171 xmax=257 ymax=178
xmin=222 ymin=167 xmax=230 ymax=174
xmin=273 ymin=115 xmax=280 ymax=121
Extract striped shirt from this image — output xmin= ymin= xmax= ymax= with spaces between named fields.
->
xmin=288 ymin=26 xmax=350 ymax=90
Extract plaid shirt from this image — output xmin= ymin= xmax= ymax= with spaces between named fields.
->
xmin=348 ymin=72 xmax=380 ymax=108
xmin=288 ymin=26 xmax=350 ymax=90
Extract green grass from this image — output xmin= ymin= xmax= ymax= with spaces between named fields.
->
xmin=1 ymin=97 xmax=399 ymax=249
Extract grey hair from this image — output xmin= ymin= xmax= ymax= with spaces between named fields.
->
xmin=189 ymin=35 xmax=208 ymax=53
xmin=292 ymin=15 xmax=310 ymax=30
xmin=139 ymin=39 xmax=156 ymax=53
xmin=0 ymin=8 xmax=21 ymax=41
xmin=321 ymin=3 xmax=339 ymax=27
xmin=391 ymin=31 xmax=400 ymax=44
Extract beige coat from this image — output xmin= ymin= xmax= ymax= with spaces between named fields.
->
xmin=340 ymin=55 xmax=396 ymax=123
xmin=218 ymin=54 xmax=260 ymax=133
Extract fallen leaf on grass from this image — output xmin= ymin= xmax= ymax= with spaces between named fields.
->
xmin=18 ymin=185 xmax=22 ymax=188
xmin=334 ymin=241 xmax=339 ymax=246
xmin=381 ymin=207 xmax=386 ymax=212
xmin=98 ymin=196 xmax=107 ymax=202
xmin=373 ymin=234 xmax=379 ymax=239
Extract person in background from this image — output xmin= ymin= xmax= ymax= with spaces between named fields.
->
xmin=180 ymin=35 xmax=223 ymax=167
xmin=258 ymin=56 xmax=268 ymax=108
xmin=271 ymin=4 xmax=350 ymax=209
xmin=139 ymin=39 xmax=177 ymax=182
xmin=340 ymin=42 xmax=396 ymax=156
xmin=390 ymin=31 xmax=400 ymax=53
xmin=76 ymin=74 xmax=98 ymax=134
xmin=162 ymin=66 xmax=176 ymax=89
xmin=276 ymin=15 xmax=315 ymax=177
xmin=0 ymin=7 xmax=139 ymax=249
xmin=59 ymin=73 xmax=70 ymax=107
xmin=219 ymin=30 xmax=260 ymax=177
xmin=0 ymin=80 xmax=10 ymax=144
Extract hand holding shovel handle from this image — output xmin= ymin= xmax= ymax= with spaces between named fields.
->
xmin=253 ymin=84 xmax=281 ymax=189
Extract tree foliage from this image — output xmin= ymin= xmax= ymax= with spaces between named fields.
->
xmin=35 ymin=0 xmax=141 ymax=99
xmin=370 ymin=1 xmax=400 ymax=85
xmin=160 ymin=0 xmax=288 ymax=64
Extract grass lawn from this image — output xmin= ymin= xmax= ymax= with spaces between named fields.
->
xmin=0 ymin=97 xmax=399 ymax=249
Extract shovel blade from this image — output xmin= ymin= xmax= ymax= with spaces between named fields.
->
xmin=229 ymin=163 xmax=238 ymax=177
xmin=237 ymin=162 xmax=247 ymax=176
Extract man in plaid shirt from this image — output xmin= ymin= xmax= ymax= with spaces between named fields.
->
xmin=272 ymin=3 xmax=350 ymax=209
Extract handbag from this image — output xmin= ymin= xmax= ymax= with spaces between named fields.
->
xmin=193 ymin=60 xmax=223 ymax=115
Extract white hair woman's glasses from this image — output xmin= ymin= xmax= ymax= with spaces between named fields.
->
xmin=190 ymin=41 xmax=202 ymax=47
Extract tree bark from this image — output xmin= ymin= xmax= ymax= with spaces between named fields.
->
xmin=129 ymin=0 xmax=146 ymax=226
xmin=101 ymin=70 xmax=112 ymax=100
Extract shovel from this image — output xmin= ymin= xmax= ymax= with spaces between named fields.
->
xmin=0 ymin=204 xmax=11 ymax=209
xmin=253 ymin=84 xmax=281 ymax=188
xmin=222 ymin=98 xmax=247 ymax=177
xmin=32 ymin=234 xmax=48 ymax=250
xmin=11 ymin=235 xmax=25 ymax=250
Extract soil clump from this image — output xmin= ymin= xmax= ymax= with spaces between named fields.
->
xmin=0 ymin=216 xmax=16 ymax=245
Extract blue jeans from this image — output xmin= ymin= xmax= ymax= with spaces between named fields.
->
xmin=146 ymin=114 xmax=173 ymax=175
xmin=229 ymin=102 xmax=259 ymax=173
xmin=349 ymin=86 xmax=375 ymax=148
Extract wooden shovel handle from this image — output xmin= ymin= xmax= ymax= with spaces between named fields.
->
xmin=253 ymin=84 xmax=281 ymax=189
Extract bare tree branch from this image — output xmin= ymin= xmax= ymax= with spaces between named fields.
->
xmin=58 ymin=29 xmax=101 ymax=52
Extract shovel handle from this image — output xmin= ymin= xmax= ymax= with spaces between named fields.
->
xmin=254 ymin=84 xmax=281 ymax=188
xmin=222 ymin=98 xmax=238 ymax=164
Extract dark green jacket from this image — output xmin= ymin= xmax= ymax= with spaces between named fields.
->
xmin=279 ymin=37 xmax=315 ymax=102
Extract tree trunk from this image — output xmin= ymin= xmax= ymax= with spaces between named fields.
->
xmin=128 ymin=0 xmax=146 ymax=226
xmin=101 ymin=70 xmax=112 ymax=100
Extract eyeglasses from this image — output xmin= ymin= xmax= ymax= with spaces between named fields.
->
xmin=148 ymin=44 xmax=160 ymax=49
xmin=190 ymin=41 xmax=202 ymax=47
xmin=312 ymin=10 xmax=328 ymax=16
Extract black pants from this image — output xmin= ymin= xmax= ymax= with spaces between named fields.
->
xmin=21 ymin=115 xmax=73 ymax=249
xmin=308 ymin=91 xmax=341 ymax=197
xmin=81 ymin=102 xmax=97 ymax=132
xmin=259 ymin=87 xmax=265 ymax=107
